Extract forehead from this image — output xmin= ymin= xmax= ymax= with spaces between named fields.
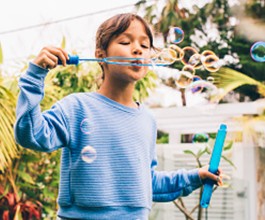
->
xmin=120 ymin=19 xmax=150 ymax=39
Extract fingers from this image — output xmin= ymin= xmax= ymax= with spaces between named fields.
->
xmin=33 ymin=46 xmax=69 ymax=69
xmin=206 ymin=171 xmax=223 ymax=186
xmin=198 ymin=168 xmax=223 ymax=186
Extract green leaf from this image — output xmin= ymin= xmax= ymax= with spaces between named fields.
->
xmin=183 ymin=150 xmax=196 ymax=158
xmin=18 ymin=171 xmax=35 ymax=185
xmin=223 ymin=140 xmax=233 ymax=151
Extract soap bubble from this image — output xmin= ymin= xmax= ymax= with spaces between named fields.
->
xmin=201 ymin=50 xmax=216 ymax=61
xmin=80 ymin=118 xmax=94 ymax=134
xmin=202 ymin=54 xmax=221 ymax=72
xmin=250 ymin=41 xmax=265 ymax=62
xmin=81 ymin=146 xmax=97 ymax=163
xmin=188 ymin=53 xmax=203 ymax=69
xmin=191 ymin=75 xmax=203 ymax=93
xmin=192 ymin=133 xmax=209 ymax=143
xmin=167 ymin=27 xmax=184 ymax=44
xmin=182 ymin=65 xmax=195 ymax=75
xmin=168 ymin=44 xmax=185 ymax=61
xmin=186 ymin=79 xmax=219 ymax=103
xmin=175 ymin=70 xmax=194 ymax=89
xmin=181 ymin=46 xmax=199 ymax=66
xmin=154 ymin=48 xmax=178 ymax=65
xmin=207 ymin=76 xmax=215 ymax=83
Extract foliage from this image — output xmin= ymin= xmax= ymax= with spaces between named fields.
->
xmin=0 ymin=185 xmax=42 ymax=220
xmin=134 ymin=69 xmax=158 ymax=102
xmin=156 ymin=130 xmax=169 ymax=144
xmin=0 ymin=75 xmax=19 ymax=173
xmin=245 ymin=0 xmax=265 ymax=19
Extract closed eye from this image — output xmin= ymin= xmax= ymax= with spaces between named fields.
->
xmin=120 ymin=42 xmax=130 ymax=45
xmin=141 ymin=44 xmax=149 ymax=49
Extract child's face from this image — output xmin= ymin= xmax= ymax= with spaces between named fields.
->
xmin=103 ymin=19 xmax=152 ymax=82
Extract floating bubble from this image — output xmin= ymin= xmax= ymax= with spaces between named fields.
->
xmin=250 ymin=41 xmax=265 ymax=62
xmin=81 ymin=146 xmax=97 ymax=163
xmin=153 ymin=48 xmax=177 ymax=65
xmin=192 ymin=133 xmax=209 ymax=143
xmin=201 ymin=50 xmax=216 ymax=60
xmin=181 ymin=46 xmax=199 ymax=66
xmin=168 ymin=44 xmax=184 ymax=61
xmin=182 ymin=65 xmax=195 ymax=75
xmin=202 ymin=54 xmax=221 ymax=72
xmin=188 ymin=53 xmax=203 ymax=69
xmin=191 ymin=75 xmax=203 ymax=93
xmin=207 ymin=76 xmax=215 ymax=83
xmin=80 ymin=118 xmax=94 ymax=134
xmin=186 ymin=80 xmax=219 ymax=102
xmin=167 ymin=27 xmax=184 ymax=44
xmin=175 ymin=70 xmax=194 ymax=89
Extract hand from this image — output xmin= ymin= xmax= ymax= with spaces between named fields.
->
xmin=198 ymin=166 xmax=223 ymax=186
xmin=33 ymin=46 xmax=69 ymax=69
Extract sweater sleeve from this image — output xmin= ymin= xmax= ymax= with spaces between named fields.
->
xmin=151 ymin=154 xmax=203 ymax=202
xmin=14 ymin=62 xmax=70 ymax=152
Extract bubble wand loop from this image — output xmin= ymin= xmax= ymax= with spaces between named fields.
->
xmin=58 ymin=55 xmax=173 ymax=67
xmin=200 ymin=124 xmax=227 ymax=208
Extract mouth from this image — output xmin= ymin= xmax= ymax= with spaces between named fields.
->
xmin=131 ymin=59 xmax=144 ymax=66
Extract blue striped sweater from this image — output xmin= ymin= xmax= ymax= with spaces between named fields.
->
xmin=14 ymin=63 xmax=202 ymax=219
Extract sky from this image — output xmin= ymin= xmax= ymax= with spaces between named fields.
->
xmin=0 ymin=0 xmax=217 ymax=67
xmin=0 ymin=0 xmax=140 ymax=66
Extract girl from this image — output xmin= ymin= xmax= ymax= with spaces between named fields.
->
xmin=14 ymin=13 xmax=222 ymax=220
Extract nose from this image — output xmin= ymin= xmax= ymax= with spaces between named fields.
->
xmin=132 ymin=43 xmax=142 ymax=55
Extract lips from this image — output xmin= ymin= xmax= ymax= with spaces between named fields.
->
xmin=131 ymin=59 xmax=143 ymax=66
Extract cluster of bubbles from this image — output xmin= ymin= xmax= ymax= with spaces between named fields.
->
xmin=150 ymin=26 xmax=224 ymax=104
xmin=152 ymin=28 xmax=264 ymax=95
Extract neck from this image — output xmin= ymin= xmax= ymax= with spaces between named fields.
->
xmin=97 ymin=80 xmax=138 ymax=108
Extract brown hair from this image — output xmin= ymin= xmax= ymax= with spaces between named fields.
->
xmin=96 ymin=13 xmax=155 ymax=51
xmin=95 ymin=13 xmax=156 ymax=82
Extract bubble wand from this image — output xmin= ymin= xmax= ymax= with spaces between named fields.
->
xmin=58 ymin=54 xmax=173 ymax=67
xmin=200 ymin=123 xmax=227 ymax=208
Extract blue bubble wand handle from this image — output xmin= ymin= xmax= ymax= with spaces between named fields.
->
xmin=200 ymin=124 xmax=227 ymax=208
xmin=58 ymin=55 xmax=102 ymax=65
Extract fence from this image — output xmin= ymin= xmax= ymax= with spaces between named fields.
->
xmin=149 ymin=100 xmax=265 ymax=220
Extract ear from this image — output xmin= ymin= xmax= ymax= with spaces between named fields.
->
xmin=95 ymin=49 xmax=106 ymax=67
xmin=95 ymin=49 xmax=105 ymax=59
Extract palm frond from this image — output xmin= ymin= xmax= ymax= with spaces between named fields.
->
xmin=0 ymin=85 xmax=19 ymax=172
xmin=210 ymin=67 xmax=265 ymax=100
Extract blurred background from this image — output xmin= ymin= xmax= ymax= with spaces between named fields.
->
xmin=0 ymin=0 xmax=264 ymax=219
